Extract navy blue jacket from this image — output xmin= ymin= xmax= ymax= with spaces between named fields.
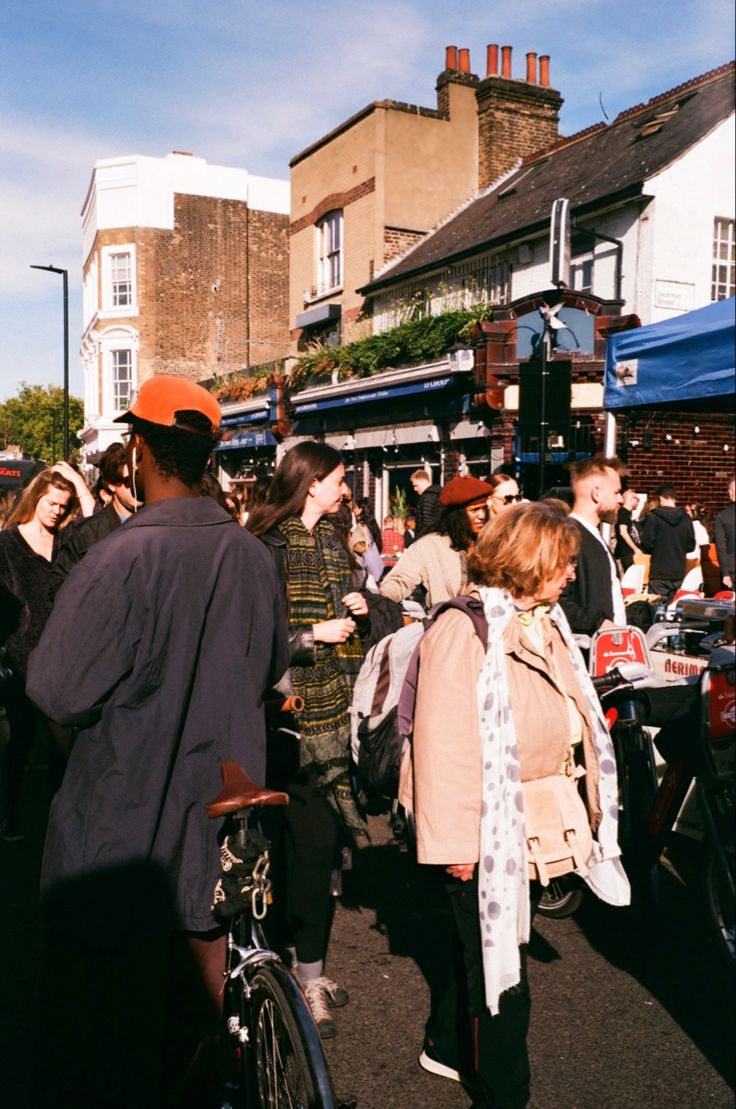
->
xmin=27 ymin=496 xmax=288 ymax=943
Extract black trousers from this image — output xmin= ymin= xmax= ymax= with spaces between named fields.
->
xmin=429 ymin=872 xmax=538 ymax=1109
xmin=282 ymin=773 xmax=340 ymax=964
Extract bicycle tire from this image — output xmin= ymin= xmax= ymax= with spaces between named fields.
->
xmin=249 ymin=962 xmax=336 ymax=1109
xmin=702 ymin=839 xmax=735 ymax=969
xmin=537 ymin=877 xmax=584 ymax=919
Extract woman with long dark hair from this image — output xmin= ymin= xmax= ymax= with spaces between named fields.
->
xmin=248 ymin=441 xmax=369 ymax=1038
xmin=0 ymin=469 xmax=78 ymax=840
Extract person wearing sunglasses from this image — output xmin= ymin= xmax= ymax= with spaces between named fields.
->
xmin=488 ymin=473 xmax=522 ymax=516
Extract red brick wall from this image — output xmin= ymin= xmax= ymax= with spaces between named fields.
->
xmin=383 ymin=226 xmax=425 ymax=262
xmin=135 ymin=194 xmax=289 ymax=381
xmin=617 ymin=410 xmax=735 ymax=518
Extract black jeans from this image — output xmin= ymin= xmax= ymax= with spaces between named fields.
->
xmin=429 ymin=871 xmax=539 ymax=1109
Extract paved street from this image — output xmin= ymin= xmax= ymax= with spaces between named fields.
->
xmin=1 ymin=763 xmax=733 ymax=1109
xmin=322 ymin=815 xmax=735 ymax=1109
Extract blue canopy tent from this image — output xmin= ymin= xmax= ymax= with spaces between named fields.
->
xmin=604 ymin=296 xmax=735 ymax=412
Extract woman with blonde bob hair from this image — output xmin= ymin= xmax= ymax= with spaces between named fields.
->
xmin=402 ymin=502 xmax=629 ymax=1106
xmin=0 ymin=468 xmax=79 ymax=841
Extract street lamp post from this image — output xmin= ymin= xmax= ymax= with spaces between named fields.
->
xmin=30 ymin=264 xmax=69 ymax=460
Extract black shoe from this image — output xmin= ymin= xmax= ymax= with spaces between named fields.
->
xmin=0 ymin=813 xmax=24 ymax=843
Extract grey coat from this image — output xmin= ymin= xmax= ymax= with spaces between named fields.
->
xmin=27 ymin=496 xmax=288 ymax=943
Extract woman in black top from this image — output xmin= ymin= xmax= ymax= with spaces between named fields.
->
xmin=0 ymin=469 xmax=78 ymax=841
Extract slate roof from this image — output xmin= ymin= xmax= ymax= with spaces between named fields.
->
xmin=360 ymin=63 xmax=735 ymax=294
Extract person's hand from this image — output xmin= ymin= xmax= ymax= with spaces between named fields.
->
xmin=52 ymin=460 xmax=95 ymax=516
xmin=313 ymin=618 xmax=356 ymax=644
xmin=446 ymin=863 xmax=475 ymax=881
xmin=341 ymin=591 xmax=368 ymax=618
xmin=52 ymin=460 xmax=85 ymax=488
xmin=599 ymin=619 xmax=618 ymax=631
xmin=724 ymin=575 xmax=733 ymax=589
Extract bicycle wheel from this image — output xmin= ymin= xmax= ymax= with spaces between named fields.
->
xmin=537 ymin=876 xmax=584 ymax=919
xmin=249 ymin=962 xmax=335 ymax=1109
xmin=703 ymin=838 xmax=735 ymax=969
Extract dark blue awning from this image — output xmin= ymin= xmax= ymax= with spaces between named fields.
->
xmin=604 ymin=297 xmax=735 ymax=409
xmin=292 ymin=374 xmax=457 ymax=415
xmin=220 ymin=408 xmax=271 ymax=428
xmin=215 ymin=429 xmax=277 ymax=451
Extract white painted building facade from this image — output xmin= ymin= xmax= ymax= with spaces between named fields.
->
xmin=372 ymin=111 xmax=734 ymax=333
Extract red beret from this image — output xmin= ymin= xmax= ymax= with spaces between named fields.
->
xmin=439 ymin=475 xmax=494 ymax=508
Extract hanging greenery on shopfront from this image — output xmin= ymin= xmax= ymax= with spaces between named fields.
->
xmin=290 ymin=306 xmax=493 ymax=386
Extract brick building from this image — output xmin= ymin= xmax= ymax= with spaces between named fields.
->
xmin=78 ymin=152 xmax=289 ymax=461
xmin=281 ymin=52 xmax=734 ymax=519
xmin=289 ymin=42 xmax=562 ymax=351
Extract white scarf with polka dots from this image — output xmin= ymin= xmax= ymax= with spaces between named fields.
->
xmin=476 ymin=586 xmax=630 ymax=1015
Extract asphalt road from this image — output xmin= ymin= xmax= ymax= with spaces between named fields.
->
xmin=322 ymin=816 xmax=734 ymax=1109
xmin=1 ymin=761 xmax=733 ymax=1109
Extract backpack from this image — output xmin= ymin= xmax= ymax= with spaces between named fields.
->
xmin=349 ymin=596 xmax=488 ymax=799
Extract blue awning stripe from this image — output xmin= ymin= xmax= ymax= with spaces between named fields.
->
xmin=220 ymin=409 xmax=271 ymax=427
xmin=215 ymin=429 xmax=277 ymax=451
xmin=292 ymin=375 xmax=456 ymax=415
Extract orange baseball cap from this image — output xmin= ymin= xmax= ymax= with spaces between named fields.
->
xmin=115 ymin=375 xmax=221 ymax=431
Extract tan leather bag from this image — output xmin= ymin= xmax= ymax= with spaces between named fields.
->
xmin=522 ymin=764 xmax=593 ymax=886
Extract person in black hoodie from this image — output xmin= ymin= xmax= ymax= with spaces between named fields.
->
xmin=411 ymin=469 xmax=442 ymax=538
xmin=641 ymin=484 xmax=695 ymax=603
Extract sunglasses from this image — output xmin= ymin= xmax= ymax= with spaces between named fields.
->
xmin=493 ymin=493 xmax=522 ymax=504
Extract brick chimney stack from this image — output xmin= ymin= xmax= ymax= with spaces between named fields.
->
xmin=436 ymin=44 xmax=479 ymax=117
xmin=476 ymin=43 xmax=563 ymax=189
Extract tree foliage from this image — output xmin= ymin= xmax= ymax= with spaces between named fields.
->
xmin=0 ymin=382 xmax=85 ymax=463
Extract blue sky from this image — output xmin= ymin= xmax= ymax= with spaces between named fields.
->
xmin=1 ymin=0 xmax=733 ymax=406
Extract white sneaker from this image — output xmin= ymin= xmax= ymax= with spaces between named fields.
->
xmin=318 ymin=975 xmax=349 ymax=1008
xmin=302 ymin=979 xmax=337 ymax=1039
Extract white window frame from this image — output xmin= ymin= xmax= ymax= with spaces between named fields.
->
xmin=711 ymin=217 xmax=735 ymax=301
xmin=98 ymin=325 xmax=139 ymax=417
xmin=111 ymin=348 xmax=133 ymax=412
xmin=315 ymin=210 xmax=343 ymax=298
xmin=100 ymin=244 xmax=139 ymax=318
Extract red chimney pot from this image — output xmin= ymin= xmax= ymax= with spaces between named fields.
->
xmin=445 ymin=45 xmax=458 ymax=71
xmin=526 ymin=52 xmax=537 ymax=84
xmin=458 ymin=47 xmax=471 ymax=74
xmin=501 ymin=45 xmax=512 ymax=78
xmin=539 ymin=54 xmax=551 ymax=87
xmin=486 ymin=44 xmax=499 ymax=77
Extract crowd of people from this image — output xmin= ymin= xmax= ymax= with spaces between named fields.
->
xmin=0 ymin=376 xmax=734 ymax=1107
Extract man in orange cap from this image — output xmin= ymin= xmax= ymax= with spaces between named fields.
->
xmin=27 ymin=376 xmax=288 ymax=1105
xmin=380 ymin=473 xmax=493 ymax=608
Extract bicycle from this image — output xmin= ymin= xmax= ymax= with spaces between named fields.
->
xmin=207 ymin=758 xmax=346 ymax=1108
xmin=539 ymin=646 xmax=735 ymax=967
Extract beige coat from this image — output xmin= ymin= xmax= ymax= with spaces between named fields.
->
xmin=400 ymin=602 xmax=602 ymax=866
xmin=379 ymin=532 xmax=466 ymax=607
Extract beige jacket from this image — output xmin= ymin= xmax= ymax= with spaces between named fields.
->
xmin=400 ymin=601 xmax=601 ymax=866
xmin=379 ymin=532 xmax=466 ymax=607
